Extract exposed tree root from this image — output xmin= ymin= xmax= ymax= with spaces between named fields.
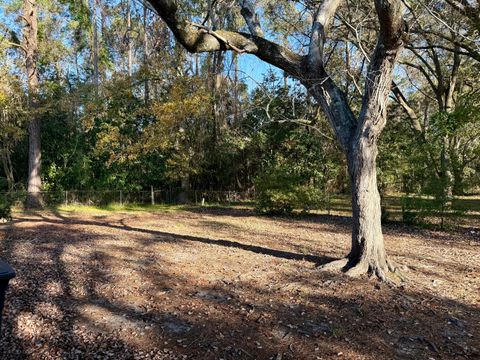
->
xmin=319 ymin=256 xmax=406 ymax=286
xmin=318 ymin=258 xmax=349 ymax=271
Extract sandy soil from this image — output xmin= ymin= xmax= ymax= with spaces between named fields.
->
xmin=0 ymin=206 xmax=478 ymax=359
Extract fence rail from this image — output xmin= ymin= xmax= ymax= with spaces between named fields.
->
xmin=0 ymin=189 xmax=256 ymax=207
xmin=2 ymin=190 xmax=479 ymax=229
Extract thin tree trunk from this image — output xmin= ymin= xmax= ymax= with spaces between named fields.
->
xmin=24 ymin=0 xmax=43 ymax=208
xmin=127 ymin=0 xmax=133 ymax=76
xmin=27 ymin=118 xmax=42 ymax=207
xmin=92 ymin=0 xmax=99 ymax=94
xmin=178 ymin=175 xmax=190 ymax=204
xmin=1 ymin=149 xmax=14 ymax=191
xmin=213 ymin=51 xmax=225 ymax=131
xmin=233 ymin=52 xmax=239 ymax=125
xmin=208 ymin=0 xmax=225 ymax=138
xmin=143 ymin=3 xmax=150 ymax=104
xmin=442 ymin=46 xmax=461 ymax=201
xmin=441 ymin=136 xmax=454 ymax=199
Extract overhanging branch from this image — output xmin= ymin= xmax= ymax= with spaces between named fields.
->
xmin=147 ymin=0 xmax=304 ymax=78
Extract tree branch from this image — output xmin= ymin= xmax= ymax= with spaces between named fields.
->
xmin=357 ymin=0 xmax=407 ymax=138
xmin=147 ymin=0 xmax=304 ymax=77
xmin=308 ymin=0 xmax=343 ymax=73
xmin=237 ymin=0 xmax=264 ymax=37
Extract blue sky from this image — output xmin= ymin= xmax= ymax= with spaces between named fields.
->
xmin=231 ymin=53 xmax=280 ymax=90
xmin=0 ymin=0 xmax=277 ymax=91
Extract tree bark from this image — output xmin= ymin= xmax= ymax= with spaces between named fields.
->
xmin=178 ymin=175 xmax=190 ymax=204
xmin=306 ymin=0 xmax=406 ymax=279
xmin=24 ymin=0 xmax=43 ymax=208
xmin=346 ymin=139 xmax=391 ymax=279
xmin=233 ymin=52 xmax=239 ymax=124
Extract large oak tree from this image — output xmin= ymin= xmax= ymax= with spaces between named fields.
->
xmin=146 ymin=0 xmax=409 ymax=280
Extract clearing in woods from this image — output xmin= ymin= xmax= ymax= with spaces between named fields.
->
xmin=0 ymin=206 xmax=479 ymax=359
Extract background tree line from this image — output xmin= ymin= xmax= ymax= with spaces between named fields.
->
xmin=0 ymin=0 xmax=479 ymax=217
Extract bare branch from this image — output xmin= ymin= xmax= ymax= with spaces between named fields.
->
xmin=277 ymin=119 xmax=335 ymax=141
xmin=420 ymin=29 xmax=480 ymax=62
xmin=391 ymin=82 xmax=423 ymax=133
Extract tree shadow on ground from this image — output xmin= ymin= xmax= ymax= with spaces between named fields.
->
xmin=0 ymin=211 xmax=478 ymax=359
xmin=11 ymin=215 xmax=334 ymax=266
xmin=184 ymin=205 xmax=480 ymax=244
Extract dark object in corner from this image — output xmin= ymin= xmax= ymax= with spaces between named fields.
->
xmin=0 ymin=259 xmax=15 ymax=333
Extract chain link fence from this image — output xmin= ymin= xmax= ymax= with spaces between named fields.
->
xmin=0 ymin=189 xmax=256 ymax=207
xmin=2 ymin=190 xmax=478 ymax=229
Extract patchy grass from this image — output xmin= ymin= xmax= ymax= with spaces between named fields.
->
xmin=0 ymin=206 xmax=479 ymax=359
xmin=55 ymin=203 xmax=185 ymax=214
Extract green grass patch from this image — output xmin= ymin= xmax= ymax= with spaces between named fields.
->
xmin=13 ymin=203 xmax=186 ymax=216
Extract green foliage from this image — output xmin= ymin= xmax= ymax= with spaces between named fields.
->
xmin=0 ymin=193 xmax=12 ymax=220
xmin=401 ymin=178 xmax=463 ymax=229
xmin=0 ymin=178 xmax=8 ymax=191
xmin=255 ymin=165 xmax=326 ymax=214
xmin=0 ymin=0 xmax=479 ymax=227
xmin=244 ymin=73 xmax=341 ymax=214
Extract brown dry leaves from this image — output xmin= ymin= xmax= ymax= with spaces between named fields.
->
xmin=0 ymin=208 xmax=478 ymax=359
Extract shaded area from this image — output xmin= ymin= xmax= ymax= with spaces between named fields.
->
xmin=12 ymin=215 xmax=334 ymax=266
xmin=0 ymin=208 xmax=478 ymax=359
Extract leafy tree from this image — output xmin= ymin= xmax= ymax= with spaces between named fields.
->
xmin=0 ymin=72 xmax=27 ymax=191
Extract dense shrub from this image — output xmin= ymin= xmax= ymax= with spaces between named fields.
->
xmin=255 ymin=167 xmax=325 ymax=214
xmin=0 ymin=193 xmax=12 ymax=220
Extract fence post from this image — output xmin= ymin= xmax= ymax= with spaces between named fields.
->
xmin=151 ymin=186 xmax=155 ymax=205
xmin=65 ymin=190 xmax=68 ymax=206
xmin=120 ymin=190 xmax=123 ymax=206
xmin=327 ymin=193 xmax=331 ymax=215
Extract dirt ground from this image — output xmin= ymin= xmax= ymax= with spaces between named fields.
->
xmin=0 ymin=206 xmax=478 ymax=359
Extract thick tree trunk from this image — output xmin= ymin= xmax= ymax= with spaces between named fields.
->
xmin=24 ymin=0 xmax=43 ymax=209
xmin=346 ymin=139 xmax=391 ymax=279
xmin=320 ymin=138 xmax=394 ymax=280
